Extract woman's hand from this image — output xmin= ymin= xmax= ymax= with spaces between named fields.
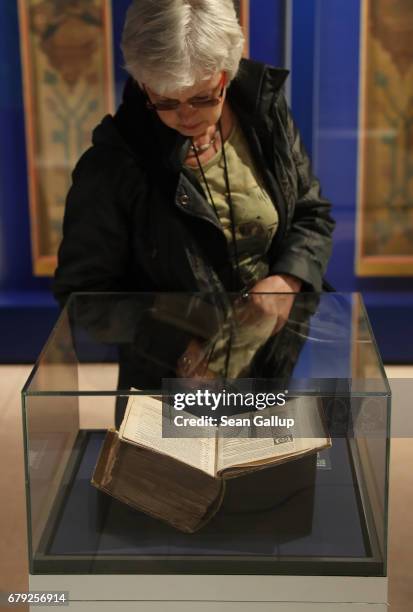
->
xmin=245 ymin=274 xmax=302 ymax=333
xmin=176 ymin=338 xmax=217 ymax=379
xmin=176 ymin=275 xmax=302 ymax=378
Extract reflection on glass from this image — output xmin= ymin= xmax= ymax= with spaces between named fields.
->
xmin=22 ymin=292 xmax=390 ymax=576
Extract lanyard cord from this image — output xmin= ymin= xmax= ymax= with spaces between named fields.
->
xmin=191 ymin=119 xmax=241 ymax=292
xmin=191 ymin=121 xmax=239 ymax=380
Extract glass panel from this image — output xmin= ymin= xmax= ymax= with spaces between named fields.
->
xmin=22 ymin=292 xmax=389 ymax=575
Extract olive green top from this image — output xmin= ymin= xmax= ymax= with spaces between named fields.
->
xmin=186 ymin=121 xmax=279 ymax=376
xmin=186 ymin=120 xmax=279 ymax=290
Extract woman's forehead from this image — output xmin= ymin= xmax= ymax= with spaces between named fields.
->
xmin=150 ymin=73 xmax=221 ymax=99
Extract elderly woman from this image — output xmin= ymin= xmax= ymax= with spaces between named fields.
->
xmin=53 ymin=0 xmax=334 ymax=363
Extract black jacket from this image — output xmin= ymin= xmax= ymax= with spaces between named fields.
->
xmin=53 ymin=58 xmax=335 ymax=306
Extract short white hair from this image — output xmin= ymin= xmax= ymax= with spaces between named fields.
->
xmin=121 ymin=0 xmax=244 ymax=95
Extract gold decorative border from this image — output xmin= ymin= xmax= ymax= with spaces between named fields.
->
xmin=18 ymin=0 xmax=115 ymax=277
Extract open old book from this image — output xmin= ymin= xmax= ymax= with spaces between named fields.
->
xmin=92 ymin=394 xmax=330 ymax=533
xmin=118 ymin=394 xmax=330 ymax=478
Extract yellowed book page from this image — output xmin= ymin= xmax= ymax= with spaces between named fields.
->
xmin=217 ymin=432 xmax=299 ymax=474
xmin=216 ymin=396 xmax=328 ymax=473
xmin=118 ymin=395 xmax=216 ymax=477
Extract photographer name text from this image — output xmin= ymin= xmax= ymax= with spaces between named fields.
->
xmin=173 ymin=414 xmax=295 ymax=428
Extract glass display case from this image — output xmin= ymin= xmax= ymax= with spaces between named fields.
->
xmin=22 ymin=292 xmax=390 ymax=610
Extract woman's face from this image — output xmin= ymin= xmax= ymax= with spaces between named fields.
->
xmin=144 ymin=72 xmax=226 ymax=138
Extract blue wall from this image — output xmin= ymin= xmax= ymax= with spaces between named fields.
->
xmin=248 ymin=0 xmax=413 ymax=362
xmin=0 ymin=2 xmax=57 ymax=362
xmin=290 ymin=0 xmax=316 ymax=156
xmin=249 ymin=0 xmax=285 ymax=68
xmin=0 ymin=2 xmax=51 ymax=294
xmin=0 ymin=0 xmax=412 ymax=362
xmin=292 ymin=0 xmax=413 ymax=362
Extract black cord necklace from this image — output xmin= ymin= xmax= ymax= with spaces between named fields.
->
xmin=191 ymin=119 xmax=241 ymax=292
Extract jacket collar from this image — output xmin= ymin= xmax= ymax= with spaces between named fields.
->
xmin=97 ymin=58 xmax=289 ymax=171
xmin=229 ymin=58 xmax=289 ymax=123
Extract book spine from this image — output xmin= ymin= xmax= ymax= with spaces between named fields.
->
xmin=91 ymin=429 xmax=121 ymax=488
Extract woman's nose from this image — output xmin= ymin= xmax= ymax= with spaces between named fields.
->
xmin=177 ymin=102 xmax=197 ymax=120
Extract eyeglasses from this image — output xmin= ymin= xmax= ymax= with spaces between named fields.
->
xmin=144 ymin=74 xmax=226 ymax=112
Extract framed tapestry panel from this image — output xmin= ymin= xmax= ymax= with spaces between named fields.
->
xmin=356 ymin=0 xmax=413 ymax=276
xmin=18 ymin=0 xmax=115 ymax=276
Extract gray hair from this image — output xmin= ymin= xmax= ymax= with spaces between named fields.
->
xmin=121 ymin=0 xmax=244 ymax=95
